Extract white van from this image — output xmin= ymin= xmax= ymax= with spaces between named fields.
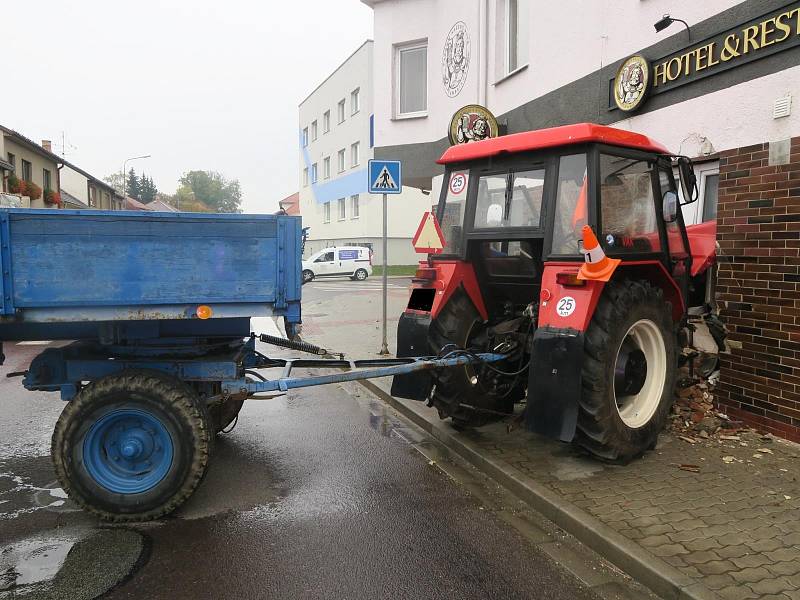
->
xmin=302 ymin=246 xmax=373 ymax=283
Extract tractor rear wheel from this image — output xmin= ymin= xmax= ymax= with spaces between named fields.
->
xmin=52 ymin=369 xmax=213 ymax=521
xmin=577 ymin=280 xmax=677 ymax=462
xmin=427 ymin=289 xmax=514 ymax=428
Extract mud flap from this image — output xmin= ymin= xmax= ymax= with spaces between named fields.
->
xmin=525 ymin=327 xmax=583 ymax=442
xmin=390 ymin=312 xmax=434 ymax=401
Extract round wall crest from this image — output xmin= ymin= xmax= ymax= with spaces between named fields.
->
xmin=448 ymin=104 xmax=499 ymax=145
xmin=613 ymin=55 xmax=651 ymax=112
xmin=442 ymin=21 xmax=470 ymax=98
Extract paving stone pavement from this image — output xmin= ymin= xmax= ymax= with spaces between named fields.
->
xmin=446 ymin=419 xmax=800 ymax=600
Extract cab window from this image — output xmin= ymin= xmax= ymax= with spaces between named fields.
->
xmin=599 ymin=154 xmax=661 ymax=253
xmin=315 ymin=251 xmax=334 ymax=263
xmin=551 ymin=154 xmax=587 ymax=255
xmin=659 ymin=168 xmax=687 ymax=257
xmin=439 ymin=170 xmax=469 ymax=255
xmin=473 ymin=168 xmax=544 ymax=229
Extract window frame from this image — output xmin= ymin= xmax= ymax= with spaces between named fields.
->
xmin=338 ymin=197 xmax=346 ymax=221
xmin=350 ymin=194 xmax=359 ymax=219
xmin=311 ymin=162 xmax=318 ymax=184
xmin=323 ymin=156 xmax=331 ymax=179
xmin=338 ymin=149 xmax=346 ymax=173
xmin=323 ymin=202 xmax=331 ymax=223
xmin=302 ymin=127 xmax=308 ymax=147
xmin=303 ymin=167 xmax=309 ymax=187
xmin=351 ymin=88 xmax=360 ymax=115
xmin=338 ymin=99 xmax=346 ymax=124
xmin=43 ymin=168 xmax=51 ymax=191
xmin=323 ymin=110 xmax=331 ymax=133
xmin=311 ymin=120 xmax=318 ymax=141
xmin=394 ymin=40 xmax=428 ymax=119
xmin=350 ymin=142 xmax=360 ymax=167
xmin=21 ymin=159 xmax=32 ymax=181
xmin=506 ymin=0 xmax=519 ymax=74
xmin=7 ymin=153 xmax=15 ymax=168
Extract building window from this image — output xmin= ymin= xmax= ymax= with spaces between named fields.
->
xmin=351 ymin=194 xmax=359 ymax=219
xmin=323 ymin=202 xmax=331 ymax=223
xmin=323 ymin=156 xmax=331 ymax=179
xmin=323 ymin=110 xmax=330 ymax=133
xmin=311 ymin=120 xmax=318 ymax=141
xmin=311 ymin=163 xmax=318 ymax=183
xmin=702 ymin=173 xmax=719 ymax=222
xmin=338 ymin=99 xmax=346 ymax=123
xmin=338 ymin=149 xmax=346 ymax=173
xmin=89 ymin=187 xmax=97 ymax=207
xmin=338 ymin=198 xmax=346 ymax=220
xmin=303 ymin=167 xmax=309 ymax=187
xmin=506 ymin=0 xmax=519 ymax=73
xmin=7 ymin=153 xmax=15 ymax=169
xmin=43 ymin=169 xmax=51 ymax=191
xmin=395 ymin=41 xmax=427 ymax=117
xmin=21 ymin=159 xmax=32 ymax=181
xmin=351 ymin=88 xmax=360 ymax=115
xmin=351 ymin=142 xmax=360 ymax=167
xmin=302 ymin=127 xmax=308 ymax=147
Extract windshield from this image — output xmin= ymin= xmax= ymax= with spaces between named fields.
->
xmin=438 ymin=170 xmax=469 ymax=255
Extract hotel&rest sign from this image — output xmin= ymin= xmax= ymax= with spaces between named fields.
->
xmin=613 ymin=2 xmax=800 ymax=112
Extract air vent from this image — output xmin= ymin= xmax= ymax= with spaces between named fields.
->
xmin=774 ymin=95 xmax=792 ymax=119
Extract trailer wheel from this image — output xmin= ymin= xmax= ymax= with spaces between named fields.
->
xmin=302 ymin=270 xmax=314 ymax=284
xmin=427 ymin=289 xmax=514 ymax=428
xmin=209 ymin=395 xmax=245 ymax=434
xmin=577 ymin=280 xmax=677 ymax=462
xmin=52 ymin=370 xmax=212 ymax=522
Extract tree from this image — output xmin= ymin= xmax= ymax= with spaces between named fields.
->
xmin=126 ymin=168 xmax=140 ymax=200
xmin=103 ymin=172 xmax=125 ymax=195
xmin=178 ymin=170 xmax=242 ymax=213
xmin=139 ymin=174 xmax=158 ymax=203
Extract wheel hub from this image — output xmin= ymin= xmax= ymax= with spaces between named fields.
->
xmin=614 ymin=343 xmax=647 ymax=396
xmin=83 ymin=409 xmax=174 ymax=494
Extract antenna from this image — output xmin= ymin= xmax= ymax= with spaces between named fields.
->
xmin=59 ymin=131 xmax=77 ymax=158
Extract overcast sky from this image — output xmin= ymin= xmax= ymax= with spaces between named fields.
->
xmin=3 ymin=0 xmax=373 ymax=212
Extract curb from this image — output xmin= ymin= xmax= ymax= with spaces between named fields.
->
xmin=358 ymin=378 xmax=721 ymax=600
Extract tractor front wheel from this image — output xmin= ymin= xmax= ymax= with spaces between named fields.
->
xmin=577 ymin=280 xmax=677 ymax=462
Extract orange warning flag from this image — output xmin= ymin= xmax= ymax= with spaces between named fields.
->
xmin=577 ymin=225 xmax=621 ymax=282
xmin=412 ymin=212 xmax=446 ymax=254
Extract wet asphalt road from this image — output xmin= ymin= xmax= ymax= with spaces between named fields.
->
xmin=0 ymin=281 xmax=625 ymax=599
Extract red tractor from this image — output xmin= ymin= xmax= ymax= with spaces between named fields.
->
xmin=392 ymin=123 xmax=717 ymax=461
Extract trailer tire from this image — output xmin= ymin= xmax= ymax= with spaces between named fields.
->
xmin=577 ymin=280 xmax=677 ymax=462
xmin=427 ymin=288 xmax=514 ymax=428
xmin=52 ymin=369 xmax=212 ymax=522
xmin=209 ymin=395 xmax=245 ymax=434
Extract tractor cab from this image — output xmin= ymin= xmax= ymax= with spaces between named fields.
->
xmin=394 ymin=123 xmax=710 ymax=462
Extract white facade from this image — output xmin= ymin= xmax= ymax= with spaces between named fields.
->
xmin=298 ymin=40 xmax=434 ymax=265
xmin=365 ymin=0 xmax=800 ymax=222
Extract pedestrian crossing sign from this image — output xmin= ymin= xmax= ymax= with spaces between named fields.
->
xmin=368 ymin=160 xmax=402 ymax=194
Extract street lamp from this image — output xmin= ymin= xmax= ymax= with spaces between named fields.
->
xmin=654 ymin=14 xmax=690 ymax=38
xmin=122 ymin=155 xmax=151 ymax=197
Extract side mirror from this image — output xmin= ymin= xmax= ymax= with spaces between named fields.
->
xmin=663 ymin=190 xmax=678 ymax=223
xmin=677 ymin=157 xmax=698 ymax=205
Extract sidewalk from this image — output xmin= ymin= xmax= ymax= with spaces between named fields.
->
xmin=299 ymin=310 xmax=800 ymax=600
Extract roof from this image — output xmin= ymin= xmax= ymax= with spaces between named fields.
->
xmin=279 ymin=192 xmax=300 ymax=215
xmin=437 ymin=123 xmax=671 ymax=165
xmin=60 ymin=189 xmax=88 ymax=208
xmin=146 ymin=199 xmax=179 ymax=212
xmin=126 ymin=196 xmax=151 ymax=211
xmin=0 ymin=158 xmax=13 ymax=171
xmin=0 ymin=124 xmax=121 ymax=196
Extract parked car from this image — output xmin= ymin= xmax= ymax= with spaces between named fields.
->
xmin=302 ymin=246 xmax=373 ymax=283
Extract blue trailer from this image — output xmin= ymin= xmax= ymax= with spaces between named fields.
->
xmin=0 ymin=208 xmax=502 ymax=521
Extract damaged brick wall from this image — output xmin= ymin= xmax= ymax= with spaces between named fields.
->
xmin=715 ymin=136 xmax=800 ymax=442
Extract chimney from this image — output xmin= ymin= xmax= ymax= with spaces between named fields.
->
xmin=41 ymin=140 xmax=52 ymax=152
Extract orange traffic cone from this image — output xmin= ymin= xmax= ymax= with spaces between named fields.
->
xmin=577 ymin=225 xmax=621 ymax=282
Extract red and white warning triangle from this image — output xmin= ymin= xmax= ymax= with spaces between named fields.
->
xmin=412 ymin=212 xmax=445 ymax=254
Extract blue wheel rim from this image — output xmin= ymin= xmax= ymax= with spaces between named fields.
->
xmin=83 ymin=409 xmax=174 ymax=494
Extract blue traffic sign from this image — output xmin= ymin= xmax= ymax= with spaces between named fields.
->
xmin=368 ymin=160 xmax=402 ymax=194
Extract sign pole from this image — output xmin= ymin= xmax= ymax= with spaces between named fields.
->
xmin=380 ymin=192 xmax=389 ymax=355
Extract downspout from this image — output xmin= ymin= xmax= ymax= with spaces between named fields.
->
xmin=57 ymin=161 xmax=64 ymax=209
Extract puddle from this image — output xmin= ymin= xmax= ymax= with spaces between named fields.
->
xmin=0 ymin=528 xmax=145 ymax=599
xmin=0 ymin=535 xmax=76 ymax=591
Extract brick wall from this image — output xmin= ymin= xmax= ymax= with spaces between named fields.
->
xmin=715 ymin=136 xmax=800 ymax=442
